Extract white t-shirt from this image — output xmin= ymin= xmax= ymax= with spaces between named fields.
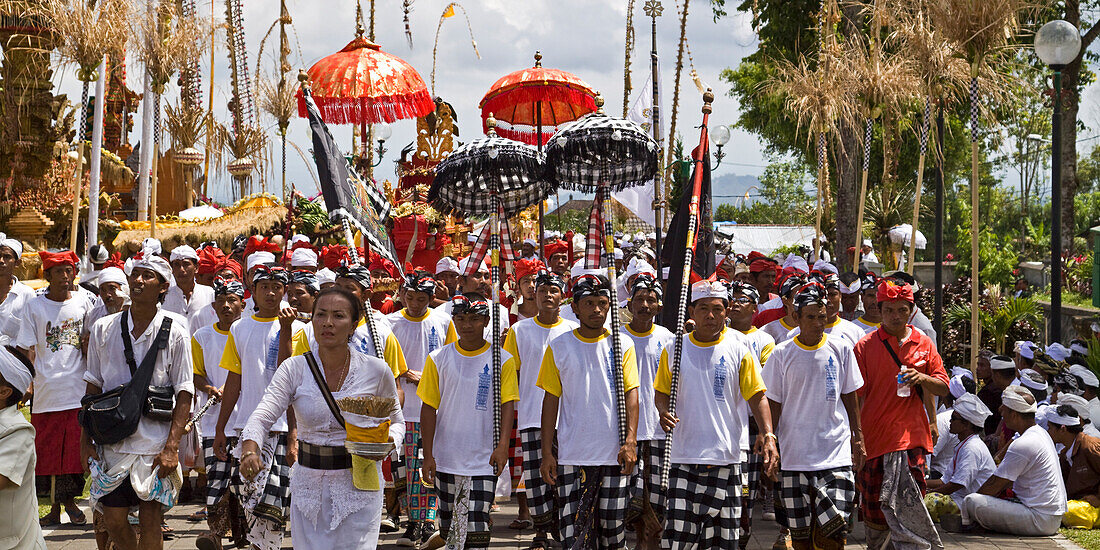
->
xmin=0 ymin=404 xmax=44 ymax=550
xmin=163 ymin=283 xmax=216 ymax=334
xmin=851 ymin=316 xmax=880 ymax=335
xmin=761 ymin=317 xmax=797 ymax=344
xmin=536 ymin=330 xmax=639 ymax=466
xmin=622 ymin=323 xmax=673 ymax=442
xmin=942 ymin=433 xmax=995 ymax=509
xmin=504 ymin=316 xmax=578 ymax=431
xmin=417 ymin=342 xmax=518 ymax=476
xmin=192 ymin=323 xmax=235 ymax=439
xmin=762 ymin=334 xmax=863 ymax=471
xmin=220 ymin=314 xmax=304 ymax=432
xmin=438 ymin=300 xmax=510 ymax=340
xmin=16 ymin=293 xmax=95 ymax=412
xmin=0 ymin=278 xmax=34 ymax=346
xmin=654 ymin=329 xmax=765 ymax=466
xmin=1088 ymin=398 xmax=1100 ymax=433
xmin=931 ymin=409 xmax=959 ymax=475
xmin=84 ymin=309 xmax=195 ymax=455
xmin=993 ymin=424 xmax=1068 ymax=517
xmin=786 ymin=317 xmax=868 ymax=350
xmin=731 ymin=326 xmax=776 ymax=451
xmin=387 ymin=308 xmax=454 ymax=422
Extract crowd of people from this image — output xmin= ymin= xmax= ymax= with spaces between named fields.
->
xmin=0 ymin=228 xmax=1097 ymax=550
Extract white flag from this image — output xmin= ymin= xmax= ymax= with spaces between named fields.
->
xmin=616 ymin=71 xmax=661 ymax=229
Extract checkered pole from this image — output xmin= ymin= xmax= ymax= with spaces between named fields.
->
xmin=600 ymin=184 xmax=628 ymax=446
xmin=907 ymin=98 xmax=931 ymax=274
xmin=491 ymin=198 xmax=503 ymax=448
xmin=341 ymin=219 xmax=385 ymax=361
xmin=661 ymin=90 xmax=714 ymax=490
xmin=853 ymin=117 xmax=872 ymax=267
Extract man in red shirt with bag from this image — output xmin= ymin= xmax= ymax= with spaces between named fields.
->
xmin=854 ymin=279 xmax=949 ymax=550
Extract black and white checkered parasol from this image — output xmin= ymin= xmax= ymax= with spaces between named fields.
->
xmin=544 ymin=110 xmax=660 ymax=192
xmin=430 ymin=133 xmax=552 ymax=218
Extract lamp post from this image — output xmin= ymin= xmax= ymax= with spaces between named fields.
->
xmin=1034 ymin=19 xmax=1081 ymax=343
xmin=710 ymin=124 xmax=731 ymax=169
xmin=371 ymin=122 xmax=392 ymax=168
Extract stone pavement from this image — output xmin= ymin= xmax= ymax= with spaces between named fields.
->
xmin=41 ymin=497 xmax=1087 ymax=549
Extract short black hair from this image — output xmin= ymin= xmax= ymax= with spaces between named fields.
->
xmin=839 ymin=271 xmax=859 ymax=286
xmin=1 ymin=346 xmax=34 ymax=407
xmin=1055 ymin=404 xmax=1085 ymax=434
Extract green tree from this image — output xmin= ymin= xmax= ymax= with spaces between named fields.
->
xmin=713 ymin=158 xmax=814 ymax=224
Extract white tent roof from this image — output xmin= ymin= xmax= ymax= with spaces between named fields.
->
xmin=719 ymin=224 xmax=817 ymax=256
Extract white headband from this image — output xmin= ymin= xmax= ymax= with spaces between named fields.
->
xmin=0 ymin=347 xmax=32 ymax=394
xmin=1047 ymin=343 xmax=1071 ymax=362
xmin=141 ymin=237 xmax=162 ymax=256
xmin=246 ymin=251 xmax=276 ymax=272
xmin=290 ymin=248 xmax=318 ymax=268
xmin=691 ymin=280 xmax=728 ymax=302
xmin=951 ymin=367 xmax=974 ymax=380
xmin=990 ymin=356 xmax=1016 ymax=371
xmin=0 ymin=233 xmax=22 ymax=257
xmin=949 ymin=376 xmax=968 ymax=399
xmin=316 ymin=267 xmax=336 ymax=286
xmin=1002 ymin=386 xmax=1037 ymax=414
xmin=131 ymin=255 xmax=173 ymax=284
xmin=1069 ymin=365 xmax=1100 ymax=388
xmin=840 ymin=279 xmax=861 ymax=295
xmin=97 ymin=267 xmax=127 ymax=287
xmin=1071 ymin=342 xmax=1088 ymax=356
xmin=170 ymin=245 xmax=199 ymax=263
xmin=953 ymin=393 xmax=992 ymax=427
xmin=1057 ymin=393 xmax=1092 ymax=420
xmin=1019 ymin=369 xmax=1048 ymax=392
xmin=1049 ymin=409 xmax=1081 ymax=427
xmin=435 ymin=257 xmax=459 ymax=275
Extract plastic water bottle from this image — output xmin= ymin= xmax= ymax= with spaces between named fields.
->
xmin=897 ymin=370 xmax=911 ymax=397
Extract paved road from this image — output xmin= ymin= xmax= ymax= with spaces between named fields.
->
xmin=42 ymin=497 xmax=1085 ymax=549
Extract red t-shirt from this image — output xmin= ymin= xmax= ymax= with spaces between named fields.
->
xmin=854 ymin=326 xmax=948 ymax=460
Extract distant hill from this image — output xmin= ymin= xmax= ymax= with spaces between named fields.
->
xmin=711 ymin=173 xmax=761 ymax=205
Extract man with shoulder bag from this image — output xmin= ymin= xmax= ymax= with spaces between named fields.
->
xmin=81 ymin=255 xmax=195 ymax=550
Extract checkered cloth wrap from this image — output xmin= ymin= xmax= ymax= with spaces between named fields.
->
xmin=230 ymin=432 xmax=290 ymax=534
xmin=856 ymin=448 xmax=926 ymax=526
xmin=463 ymin=207 xmax=519 ymax=276
xmin=778 ymin=468 xmax=857 ymax=540
xmin=204 ymin=436 xmax=238 ymax=507
xmin=520 ymin=428 xmax=557 ymax=529
xmin=507 ymin=411 xmax=523 ymax=488
xmin=544 ymin=111 xmax=660 ymax=193
xmin=435 ymin=472 xmax=496 ymax=548
xmin=741 ymin=419 xmax=764 ymax=542
xmin=629 ymin=439 xmax=667 ymax=521
xmin=430 ymin=133 xmax=551 ymax=218
xmin=403 ymin=421 xmax=438 ymax=522
xmin=584 ymin=196 xmax=604 ymax=269
xmin=557 ymin=465 xmax=631 ymax=550
xmin=297 ymin=442 xmax=352 ymax=470
xmin=663 ymin=463 xmax=742 ymax=550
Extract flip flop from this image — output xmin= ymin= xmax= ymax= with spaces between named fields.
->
xmin=188 ymin=509 xmax=208 ymax=522
xmin=66 ymin=507 xmax=87 ymax=525
xmin=39 ymin=514 xmax=61 ymax=527
xmin=508 ymin=518 xmax=534 ymax=530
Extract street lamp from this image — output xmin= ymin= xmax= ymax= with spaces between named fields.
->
xmin=1034 ymin=19 xmax=1081 ymax=342
xmin=710 ymin=124 xmax=731 ymax=168
xmin=372 ymin=122 xmax=392 ymax=168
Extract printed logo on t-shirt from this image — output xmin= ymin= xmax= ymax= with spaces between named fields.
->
xmin=825 ymin=355 xmax=838 ymax=401
xmin=353 ymin=331 xmax=375 ymax=356
xmin=45 ymin=318 xmax=82 ymax=352
xmin=475 ymin=364 xmax=491 ymax=411
xmin=264 ymin=330 xmax=280 ymax=380
xmin=606 ymin=347 xmax=617 ymax=392
xmin=653 ymin=339 xmax=666 ymax=375
xmin=713 ymin=356 xmax=728 ymax=401
xmin=428 ymin=326 xmax=440 ymax=352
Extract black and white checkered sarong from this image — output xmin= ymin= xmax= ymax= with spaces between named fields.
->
xmin=204 ymin=436 xmax=237 ymax=507
xmin=520 ymin=428 xmax=557 ymax=529
xmin=663 ymin=463 xmax=741 ymax=549
xmin=231 ymin=432 xmax=291 ymax=528
xmin=777 ymin=467 xmax=856 ymax=540
xmin=435 ymin=472 xmax=496 ymax=548
xmin=629 ymin=439 xmax=667 ymax=521
xmin=557 ymin=465 xmax=631 ymax=549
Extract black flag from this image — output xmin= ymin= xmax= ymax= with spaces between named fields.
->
xmin=302 ymin=86 xmax=399 ymax=266
xmin=660 ymin=140 xmax=715 ymax=331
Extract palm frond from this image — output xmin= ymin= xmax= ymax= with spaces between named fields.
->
xmin=35 ymin=0 xmax=132 ymax=77
xmin=926 ymin=0 xmax=1036 ymax=67
xmin=838 ymin=31 xmax=921 ymax=119
xmin=134 ymin=2 xmax=208 ymax=92
xmin=257 ymin=77 xmax=295 ymax=130
xmin=165 ymin=102 xmax=210 ymax=150
xmin=761 ymin=46 xmax=859 ymax=149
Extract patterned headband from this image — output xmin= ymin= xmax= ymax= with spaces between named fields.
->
xmin=630 ymin=273 xmax=663 ymax=300
xmin=793 ymin=282 xmax=827 ymax=309
xmin=403 ymin=273 xmax=437 ymax=295
xmin=251 ymin=264 xmax=290 ymax=285
xmin=571 ymin=274 xmax=611 ymax=301
xmin=213 ymin=276 xmax=245 ymax=297
xmin=336 ymin=262 xmax=373 ymax=290
xmin=727 ymin=280 xmax=759 ymax=303
xmin=534 ymin=269 xmax=566 ymax=290
xmin=451 ymin=294 xmax=490 ymax=316
xmin=290 ymin=270 xmax=320 ymax=294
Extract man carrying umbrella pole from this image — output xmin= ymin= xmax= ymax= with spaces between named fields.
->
xmin=537 ymin=274 xmax=639 ymax=550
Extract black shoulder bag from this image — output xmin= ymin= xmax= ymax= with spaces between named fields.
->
xmin=79 ymin=316 xmax=174 ymax=445
xmin=304 ymin=351 xmax=346 ymax=428
xmin=881 ymin=333 xmax=924 ymax=399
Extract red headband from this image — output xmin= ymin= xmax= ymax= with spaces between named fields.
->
xmin=40 ymin=250 xmax=78 ymax=271
xmin=243 ymin=236 xmax=280 ymax=258
xmin=876 ymin=280 xmax=914 ymax=304
xmin=749 ymin=257 xmax=778 ymax=273
xmin=197 ymin=246 xmax=226 ymax=275
xmin=515 ymin=258 xmax=545 ymax=281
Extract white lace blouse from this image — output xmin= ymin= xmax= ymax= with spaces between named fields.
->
xmin=242 ymin=350 xmax=405 ymax=530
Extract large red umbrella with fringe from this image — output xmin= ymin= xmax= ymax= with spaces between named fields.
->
xmin=296 ymin=32 xmax=434 ymax=125
xmin=479 ymin=51 xmax=596 ymax=147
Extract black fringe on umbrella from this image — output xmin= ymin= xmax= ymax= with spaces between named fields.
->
xmin=429 ymin=135 xmax=552 ymax=218
xmin=544 ymin=116 xmax=660 ymax=193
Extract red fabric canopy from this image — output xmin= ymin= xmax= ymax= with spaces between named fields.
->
xmin=296 ymin=36 xmax=435 ymax=125
xmin=479 ymin=59 xmax=596 ymax=146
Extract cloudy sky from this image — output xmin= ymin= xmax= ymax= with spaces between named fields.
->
xmin=50 ymin=0 xmax=1100 ymax=207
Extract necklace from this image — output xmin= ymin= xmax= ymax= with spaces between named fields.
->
xmin=325 ymin=351 xmax=352 ymax=392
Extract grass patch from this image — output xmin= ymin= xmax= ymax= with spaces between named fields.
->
xmin=1034 ymin=291 xmax=1099 ymax=310
xmin=1061 ymin=528 xmax=1100 ymax=549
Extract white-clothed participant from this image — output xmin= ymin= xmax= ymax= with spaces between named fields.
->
xmin=192 ymin=324 xmax=235 ymax=439
xmin=16 ymin=292 xmax=93 ymax=414
xmin=785 ymin=317 xmax=867 ymax=349
xmin=384 ymin=307 xmax=452 ymax=423
xmin=164 ymin=245 xmax=217 ymax=333
xmin=1056 ymin=393 xmax=1100 ymax=439
xmin=0 ymin=236 xmax=33 ymax=346
xmin=242 ymin=352 xmax=404 ymax=549
xmin=961 ymin=387 xmax=1067 ymax=536
xmin=939 ymin=394 xmax=995 ymax=510
xmin=0 ymin=346 xmax=46 ymax=550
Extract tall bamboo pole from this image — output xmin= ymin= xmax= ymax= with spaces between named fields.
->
xmin=907 ymin=100 xmax=931 ymax=274
xmin=854 ymin=118 xmax=871 ymax=266
xmin=87 ymin=57 xmax=108 ymax=250
xmin=646 ymin=0 xmax=664 ymax=276
xmin=969 ymin=75 xmax=980 ymax=369
xmin=203 ymin=0 xmax=215 ymax=197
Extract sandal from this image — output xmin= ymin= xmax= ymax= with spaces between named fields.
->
xmin=66 ymin=507 xmax=87 ymax=525
xmin=161 ymin=522 xmax=175 ymax=540
xmin=508 ymin=518 xmax=534 ymax=530
xmin=529 ymin=535 xmax=550 ymax=550
xmin=39 ymin=513 xmax=61 ymax=527
xmin=188 ymin=508 xmax=208 ymax=522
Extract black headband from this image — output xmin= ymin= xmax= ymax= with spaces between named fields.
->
xmin=403 ymin=273 xmax=437 ymax=295
xmin=630 ymin=273 xmax=663 ymax=300
xmin=251 ymin=264 xmax=290 ymax=285
xmin=451 ymin=294 xmax=490 ymax=316
xmin=534 ymin=269 xmax=566 ymax=290
xmin=794 ymin=282 xmax=827 ymax=309
xmin=728 ymin=280 xmax=759 ymax=303
xmin=572 ymin=274 xmax=611 ymax=301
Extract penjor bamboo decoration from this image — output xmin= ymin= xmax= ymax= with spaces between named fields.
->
xmin=927 ymin=0 xmax=1032 ymax=368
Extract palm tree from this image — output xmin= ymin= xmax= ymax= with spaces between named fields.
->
xmin=945 ymin=290 xmax=1042 ymax=355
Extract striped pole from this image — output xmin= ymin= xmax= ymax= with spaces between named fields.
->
xmin=600 ymin=184 xmax=628 ymax=446
xmin=660 ymin=89 xmax=713 ymax=490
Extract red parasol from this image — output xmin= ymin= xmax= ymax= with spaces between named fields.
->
xmin=296 ymin=34 xmax=434 ymax=125
xmin=479 ymin=52 xmax=597 ymax=146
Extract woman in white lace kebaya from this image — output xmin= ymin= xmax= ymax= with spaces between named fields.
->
xmin=240 ymin=287 xmax=405 ymax=549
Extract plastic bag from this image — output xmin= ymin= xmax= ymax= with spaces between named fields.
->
xmin=179 ymin=421 xmax=203 ymax=471
xmin=1064 ymin=500 xmax=1099 ymax=529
